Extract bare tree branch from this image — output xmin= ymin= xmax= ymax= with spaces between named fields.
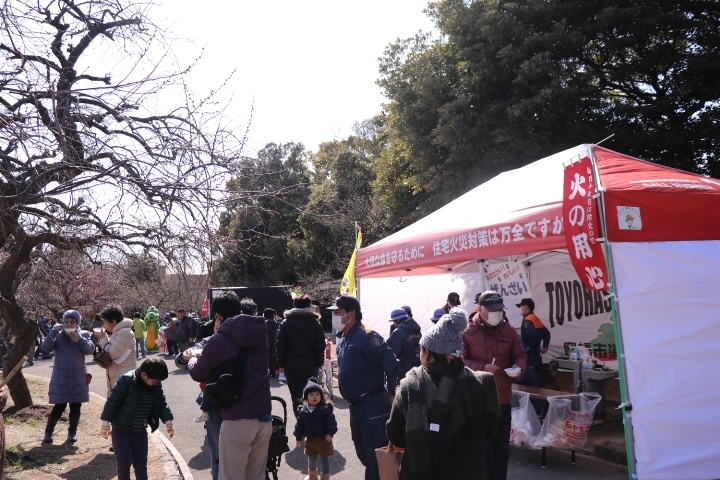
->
xmin=0 ymin=0 xmax=251 ymax=407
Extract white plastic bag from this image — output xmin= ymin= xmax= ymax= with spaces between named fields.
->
xmin=576 ymin=345 xmax=591 ymax=361
xmin=510 ymin=391 xmax=542 ymax=448
xmin=532 ymin=393 xmax=601 ymax=450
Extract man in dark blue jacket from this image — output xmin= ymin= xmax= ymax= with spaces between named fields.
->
xmin=517 ymin=298 xmax=551 ymax=388
xmin=386 ymin=308 xmax=421 ymax=381
xmin=176 ymin=308 xmax=197 ymax=352
xmin=331 ymin=295 xmax=399 ymax=480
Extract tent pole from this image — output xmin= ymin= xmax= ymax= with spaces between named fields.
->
xmin=590 ymin=146 xmax=638 ymax=480
xmin=478 ymin=259 xmax=487 ymax=292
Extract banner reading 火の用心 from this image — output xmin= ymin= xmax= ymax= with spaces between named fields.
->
xmin=563 ymin=156 xmax=608 ymax=291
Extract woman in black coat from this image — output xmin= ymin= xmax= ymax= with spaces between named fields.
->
xmin=276 ymin=295 xmax=326 ymax=417
xmin=264 ymin=308 xmax=280 ymax=377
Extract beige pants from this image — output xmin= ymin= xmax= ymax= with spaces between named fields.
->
xmin=219 ymin=418 xmax=272 ymax=480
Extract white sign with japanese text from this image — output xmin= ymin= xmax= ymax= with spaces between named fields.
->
xmin=483 ymin=260 xmax=529 ymax=327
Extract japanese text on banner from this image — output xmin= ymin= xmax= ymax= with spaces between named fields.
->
xmin=562 ymin=156 xmax=608 ymax=291
xmin=363 ymin=216 xmax=564 ymax=270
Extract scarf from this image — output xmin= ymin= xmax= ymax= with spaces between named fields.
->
xmin=400 ymin=365 xmax=484 ymax=479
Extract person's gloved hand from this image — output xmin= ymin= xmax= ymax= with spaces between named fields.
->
xmin=68 ymin=330 xmax=81 ymax=342
xmin=100 ymin=422 xmax=111 ymax=439
xmin=165 ymin=423 xmax=174 ymax=438
xmin=50 ymin=324 xmax=62 ymax=339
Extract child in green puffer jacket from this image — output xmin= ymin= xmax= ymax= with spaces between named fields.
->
xmin=100 ymin=358 xmax=174 ymax=480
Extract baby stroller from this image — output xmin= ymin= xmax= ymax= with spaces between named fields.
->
xmin=266 ymin=396 xmax=290 ymax=480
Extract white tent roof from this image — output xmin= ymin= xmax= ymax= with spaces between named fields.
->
xmin=371 ymin=145 xmax=589 ymax=248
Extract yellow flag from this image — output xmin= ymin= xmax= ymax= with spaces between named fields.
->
xmin=340 ymin=228 xmax=362 ymax=297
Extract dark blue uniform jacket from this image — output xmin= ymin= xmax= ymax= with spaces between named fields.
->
xmin=386 ymin=319 xmax=421 ymax=380
xmin=337 ymin=322 xmax=399 ymax=404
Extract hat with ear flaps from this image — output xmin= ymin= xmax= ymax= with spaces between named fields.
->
xmin=420 ymin=307 xmax=468 ymax=355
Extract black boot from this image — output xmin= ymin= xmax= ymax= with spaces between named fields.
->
xmin=43 ymin=415 xmax=61 ymax=443
xmin=67 ymin=413 xmax=81 ymax=443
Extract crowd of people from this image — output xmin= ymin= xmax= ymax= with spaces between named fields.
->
xmin=20 ymin=286 xmax=552 ymax=480
xmin=328 ymin=290 xmax=550 ymax=480
xmin=19 ymin=304 xmax=201 ymax=480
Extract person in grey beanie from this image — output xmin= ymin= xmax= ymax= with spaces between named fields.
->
xmin=386 ymin=307 xmax=500 ymax=480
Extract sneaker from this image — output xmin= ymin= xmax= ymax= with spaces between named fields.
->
xmin=194 ymin=412 xmax=210 ymax=423
xmin=278 ymin=372 xmax=287 ymax=381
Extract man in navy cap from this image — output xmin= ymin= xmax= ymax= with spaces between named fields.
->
xmin=330 ymin=295 xmax=399 ymax=480
xmin=430 ymin=308 xmax=446 ymax=324
xmin=390 ymin=305 xmax=414 ymax=335
xmin=386 ymin=308 xmax=421 ymax=380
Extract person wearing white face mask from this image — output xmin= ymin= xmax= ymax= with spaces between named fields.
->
xmin=40 ymin=310 xmax=95 ymax=443
xmin=462 ymin=291 xmax=527 ymax=480
xmin=330 ymin=294 xmax=399 ymax=480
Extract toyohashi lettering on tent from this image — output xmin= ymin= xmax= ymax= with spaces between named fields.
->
xmin=562 ymin=156 xmax=608 ymax=291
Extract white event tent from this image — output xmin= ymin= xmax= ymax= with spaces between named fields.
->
xmin=355 ymin=144 xmax=720 ymax=480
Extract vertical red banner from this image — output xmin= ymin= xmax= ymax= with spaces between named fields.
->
xmin=563 ymin=156 xmax=608 ymax=291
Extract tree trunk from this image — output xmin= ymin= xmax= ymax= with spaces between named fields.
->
xmin=0 ymin=387 xmax=8 ymax=478
xmin=5 ymin=367 xmax=33 ymax=409
xmin=3 ymin=320 xmax=35 ymax=409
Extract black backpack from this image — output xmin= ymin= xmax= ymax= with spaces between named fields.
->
xmin=204 ymin=343 xmax=250 ymax=410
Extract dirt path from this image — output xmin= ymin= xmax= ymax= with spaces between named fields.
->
xmin=3 ymin=374 xmax=170 ymax=480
